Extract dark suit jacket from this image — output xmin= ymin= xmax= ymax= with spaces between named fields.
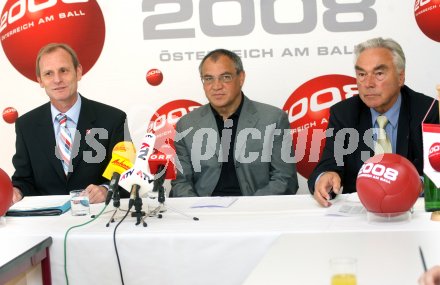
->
xmin=171 ymin=95 xmax=298 ymax=197
xmin=12 ymin=95 xmax=130 ymax=197
xmin=308 ymin=85 xmax=439 ymax=194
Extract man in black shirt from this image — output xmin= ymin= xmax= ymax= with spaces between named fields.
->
xmin=171 ymin=49 xmax=298 ymax=197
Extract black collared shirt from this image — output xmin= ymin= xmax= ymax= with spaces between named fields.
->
xmin=210 ymin=97 xmax=244 ymax=196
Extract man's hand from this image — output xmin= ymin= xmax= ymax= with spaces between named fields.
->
xmin=313 ymin=172 xmax=341 ymax=207
xmin=419 ymin=265 xmax=440 ymax=285
xmin=12 ymin=187 xmax=23 ymax=205
xmin=84 ymin=184 xmax=107 ymax=204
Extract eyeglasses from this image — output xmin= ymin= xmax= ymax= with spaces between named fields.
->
xmin=201 ymin=74 xmax=235 ymax=85
xmin=355 ymin=70 xmax=386 ymax=82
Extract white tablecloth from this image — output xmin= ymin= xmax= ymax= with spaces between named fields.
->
xmin=2 ymin=194 xmax=440 ymax=285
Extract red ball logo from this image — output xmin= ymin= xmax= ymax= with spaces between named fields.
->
xmin=2 ymin=106 xmax=18 ymax=124
xmin=283 ymin=74 xmax=358 ymax=179
xmin=0 ymin=0 xmax=105 ymax=81
xmin=0 ymin=168 xmax=13 ymax=216
xmin=429 ymin=142 xmax=440 ymax=172
xmin=356 ymin=154 xmax=421 ymax=214
xmin=148 ymin=99 xmax=202 ymax=149
xmin=414 ymin=0 xmax=440 ymax=42
xmin=146 ymin=68 xmax=164 ymax=86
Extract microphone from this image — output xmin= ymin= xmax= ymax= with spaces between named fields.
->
xmin=148 ymin=143 xmax=177 ymax=204
xmin=102 ymin=141 xmax=136 ymax=205
xmin=147 ymin=146 xmax=199 ymax=221
xmin=148 ymin=145 xmax=176 ymax=180
xmin=106 ymin=172 xmax=121 ymax=206
xmin=118 ymin=133 xmax=156 ymax=205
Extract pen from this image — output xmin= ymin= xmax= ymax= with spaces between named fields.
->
xmin=419 ymin=246 xmax=428 ymax=272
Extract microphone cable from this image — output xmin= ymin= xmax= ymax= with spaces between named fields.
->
xmin=63 ymin=203 xmax=108 ymax=285
xmin=112 ymin=186 xmax=138 ymax=285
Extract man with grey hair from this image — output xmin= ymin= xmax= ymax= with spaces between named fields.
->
xmin=171 ymin=48 xmax=298 ymax=197
xmin=308 ymin=37 xmax=439 ymax=207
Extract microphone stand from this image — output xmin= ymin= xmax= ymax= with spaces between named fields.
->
xmin=102 ymin=186 xmax=132 ymax=227
xmin=92 ymin=173 xmax=131 ymax=227
xmin=105 ymin=186 xmax=122 ymax=227
xmin=143 ymin=165 xmax=199 ymax=223
xmin=129 ymin=184 xmax=147 ymax=227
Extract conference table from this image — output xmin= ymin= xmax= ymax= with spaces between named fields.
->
xmin=0 ymin=235 xmax=52 ymax=285
xmin=2 ymin=194 xmax=440 ymax=285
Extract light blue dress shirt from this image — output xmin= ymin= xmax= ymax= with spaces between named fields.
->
xmin=370 ymin=93 xmax=401 ymax=153
xmin=51 ymin=94 xmax=82 ymax=139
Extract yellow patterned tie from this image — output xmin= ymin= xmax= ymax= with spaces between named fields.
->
xmin=375 ymin=115 xmax=392 ymax=154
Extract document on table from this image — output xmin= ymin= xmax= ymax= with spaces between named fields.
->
xmin=7 ymin=195 xmax=71 ymax=216
xmin=191 ymin=197 xmax=238 ymax=208
xmin=326 ymin=193 xmax=366 ymax=216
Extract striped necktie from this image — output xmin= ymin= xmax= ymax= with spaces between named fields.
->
xmin=375 ymin=115 xmax=392 ymax=155
xmin=56 ymin=113 xmax=73 ymax=175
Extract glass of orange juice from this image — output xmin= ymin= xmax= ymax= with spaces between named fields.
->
xmin=330 ymin=257 xmax=357 ymax=285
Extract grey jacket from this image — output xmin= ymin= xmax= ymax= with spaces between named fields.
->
xmin=171 ymin=95 xmax=298 ymax=197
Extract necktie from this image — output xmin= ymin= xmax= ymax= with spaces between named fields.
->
xmin=56 ymin=113 xmax=73 ymax=175
xmin=375 ymin=115 xmax=392 ymax=155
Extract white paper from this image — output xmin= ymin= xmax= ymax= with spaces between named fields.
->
xmin=9 ymin=195 xmax=70 ymax=211
xmin=327 ymin=202 xmax=366 ymax=216
xmin=191 ymin=197 xmax=238 ymax=208
xmin=326 ymin=193 xmax=366 ymax=216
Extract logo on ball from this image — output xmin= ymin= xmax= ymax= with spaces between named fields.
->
xmin=429 ymin=142 xmax=440 ymax=172
xmin=283 ymin=74 xmax=358 ymax=179
xmin=0 ymin=0 xmax=106 ymax=81
xmin=414 ymin=0 xmax=440 ymax=42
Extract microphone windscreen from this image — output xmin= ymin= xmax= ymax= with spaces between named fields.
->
xmin=102 ymin=141 xmax=136 ymax=180
xmin=149 ymin=146 xmax=176 ymax=180
xmin=103 ymin=154 xmax=134 ymax=181
xmin=112 ymin=141 xmax=136 ymax=162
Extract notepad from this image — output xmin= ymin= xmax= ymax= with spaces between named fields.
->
xmin=7 ymin=195 xmax=71 ymax=216
xmin=191 ymin=197 xmax=238 ymax=208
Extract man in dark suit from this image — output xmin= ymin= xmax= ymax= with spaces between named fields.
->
xmin=171 ymin=49 xmax=298 ymax=197
xmin=11 ymin=43 xmax=130 ymax=204
xmin=308 ymin=37 xmax=439 ymax=207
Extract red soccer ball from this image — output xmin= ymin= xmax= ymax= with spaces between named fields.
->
xmin=0 ymin=168 xmax=13 ymax=216
xmin=356 ymin=154 xmax=422 ymax=214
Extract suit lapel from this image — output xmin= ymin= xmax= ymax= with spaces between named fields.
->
xmin=70 ymin=97 xmax=96 ymax=177
xmin=235 ymin=96 xmax=258 ymax=157
xmin=197 ymin=105 xmax=220 ymax=157
xmin=356 ymin=102 xmax=374 ymax=165
xmin=396 ymin=93 xmax=410 ymax=156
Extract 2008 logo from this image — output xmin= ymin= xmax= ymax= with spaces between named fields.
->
xmin=147 ymin=99 xmax=202 ymax=149
xmin=358 ymin=163 xmax=399 ymax=181
xmin=283 ymin=74 xmax=357 ymax=179
xmin=142 ymin=0 xmax=377 ymax=40
xmin=0 ymin=0 xmax=88 ymax=33
xmin=429 ymin=144 xmax=440 ymax=154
